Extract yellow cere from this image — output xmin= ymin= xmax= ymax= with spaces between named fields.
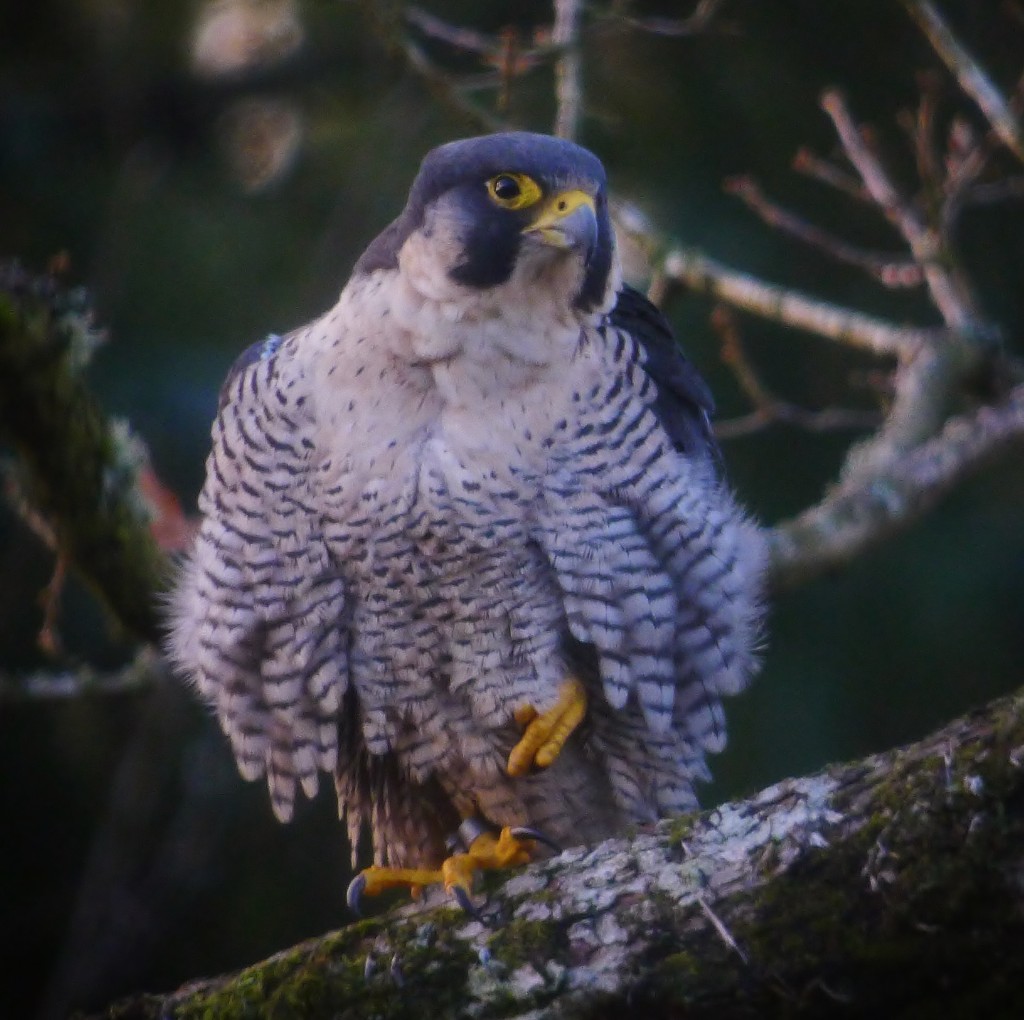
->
xmin=486 ymin=172 xmax=543 ymax=210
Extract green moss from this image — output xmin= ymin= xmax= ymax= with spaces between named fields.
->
xmin=488 ymin=917 xmax=561 ymax=971
xmin=0 ymin=278 xmax=166 ymax=641
xmin=725 ymin=695 xmax=1024 ymax=1014
xmin=163 ymin=913 xmax=483 ymax=1020
xmin=651 ymin=949 xmax=700 ymax=983
xmin=665 ymin=810 xmax=699 ymax=844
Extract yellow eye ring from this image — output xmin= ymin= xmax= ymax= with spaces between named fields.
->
xmin=486 ymin=172 xmax=543 ymax=210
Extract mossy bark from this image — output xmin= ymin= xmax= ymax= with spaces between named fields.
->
xmin=0 ymin=279 xmax=166 ymax=643
xmin=89 ymin=687 xmax=1024 ymax=1019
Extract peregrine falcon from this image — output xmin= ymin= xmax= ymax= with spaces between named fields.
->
xmin=168 ymin=132 xmax=765 ymax=910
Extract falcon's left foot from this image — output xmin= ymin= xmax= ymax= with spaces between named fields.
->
xmin=507 ymin=675 xmax=587 ymax=777
xmin=346 ymin=820 xmax=559 ymax=917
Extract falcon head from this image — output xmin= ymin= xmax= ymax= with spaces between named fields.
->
xmin=354 ymin=132 xmax=618 ymax=317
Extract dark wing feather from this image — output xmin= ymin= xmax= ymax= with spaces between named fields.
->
xmin=607 ymin=285 xmax=718 ymax=461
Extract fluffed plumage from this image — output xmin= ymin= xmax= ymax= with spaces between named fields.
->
xmin=168 ymin=132 xmax=766 ymax=871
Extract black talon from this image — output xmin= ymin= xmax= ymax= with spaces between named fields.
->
xmin=452 ymin=883 xmax=484 ymax=920
xmin=510 ymin=825 xmax=562 ymax=854
xmin=346 ymin=873 xmax=366 ymax=917
xmin=390 ymin=954 xmax=405 ymax=987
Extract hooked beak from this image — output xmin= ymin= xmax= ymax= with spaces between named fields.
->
xmin=522 ymin=189 xmax=598 ymax=256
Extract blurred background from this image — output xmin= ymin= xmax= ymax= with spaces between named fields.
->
xmin=1 ymin=1 xmax=1022 ymax=1016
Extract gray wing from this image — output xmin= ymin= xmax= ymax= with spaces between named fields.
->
xmin=535 ymin=292 xmax=765 ymax=813
xmin=167 ymin=333 xmax=349 ymax=822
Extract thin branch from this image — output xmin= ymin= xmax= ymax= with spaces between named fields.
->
xmin=696 ymin=893 xmax=749 ymax=966
xmin=715 ymin=405 xmax=881 ymax=441
xmin=552 ymin=0 xmax=584 ymax=140
xmin=943 ymin=115 xmax=999 ymax=225
xmin=792 ymin=147 xmax=870 ymax=201
xmin=902 ymin=0 xmax=1024 ymax=165
xmin=901 ymin=72 xmax=946 ymax=217
xmin=821 ymin=88 xmax=982 ymax=331
xmin=37 ymin=551 xmax=69 ymax=656
xmin=659 ymin=244 xmax=937 ymax=357
xmin=768 ymin=381 xmax=1024 ymax=589
xmin=0 ymin=646 xmax=167 ymax=703
xmin=400 ymin=38 xmax=511 ymax=133
xmin=405 ymin=6 xmax=497 ymax=56
xmin=725 ymin=175 xmax=924 ymax=287
xmin=711 ymin=306 xmax=880 ymax=440
xmin=619 ymin=0 xmax=733 ymax=38
xmin=712 ymin=305 xmax=775 ymax=409
xmin=964 ymin=175 xmax=1024 ymax=204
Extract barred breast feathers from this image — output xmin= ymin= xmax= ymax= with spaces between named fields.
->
xmin=168 ymin=331 xmax=349 ymax=823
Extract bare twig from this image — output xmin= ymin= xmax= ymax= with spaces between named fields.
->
xmin=407 ymin=7 xmax=503 ymax=57
xmin=716 ymin=406 xmax=881 ymax=441
xmin=793 ymin=147 xmax=869 ymax=201
xmin=400 ymin=38 xmax=510 ymax=133
xmin=405 ymin=6 xmax=495 ymax=56
xmin=902 ymin=0 xmax=1024 ymax=165
xmin=725 ymin=176 xmax=924 ymax=287
xmin=712 ymin=305 xmax=775 ymax=409
xmin=552 ymin=0 xmax=584 ymax=140
xmin=943 ymin=115 xmax=998 ymax=225
xmin=620 ymin=0 xmax=733 ymax=38
xmin=37 ymin=551 xmax=69 ymax=657
xmin=965 ymin=175 xmax=1024 ymax=204
xmin=696 ymin=893 xmax=750 ymax=966
xmin=821 ymin=88 xmax=982 ymax=331
xmin=711 ymin=306 xmax=880 ymax=440
xmin=902 ymin=72 xmax=946 ymax=215
xmin=659 ymin=245 xmax=936 ymax=357
xmin=0 ymin=646 xmax=168 ymax=703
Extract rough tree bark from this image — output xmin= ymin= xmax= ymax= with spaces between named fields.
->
xmin=90 ymin=686 xmax=1024 ymax=1019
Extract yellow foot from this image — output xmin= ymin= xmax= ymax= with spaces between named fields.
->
xmin=441 ymin=826 xmax=536 ymax=913
xmin=346 ymin=864 xmax=444 ymax=911
xmin=507 ymin=675 xmax=587 ymax=777
xmin=347 ymin=823 xmax=553 ymax=917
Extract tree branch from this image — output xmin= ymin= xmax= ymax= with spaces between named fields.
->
xmin=0 ymin=646 xmax=167 ymax=703
xmin=901 ymin=0 xmax=1024 ymax=165
xmin=552 ymin=0 xmax=584 ymax=140
xmin=659 ymin=244 xmax=935 ymax=356
xmin=820 ymin=88 xmax=983 ymax=331
xmin=710 ymin=306 xmax=881 ymax=440
xmin=724 ymin=175 xmax=925 ymax=288
xmin=0 ymin=268 xmax=167 ymax=645
xmin=90 ymin=686 xmax=1024 ymax=1017
xmin=769 ymin=380 xmax=1024 ymax=590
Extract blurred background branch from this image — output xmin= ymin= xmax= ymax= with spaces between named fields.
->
xmin=0 ymin=264 xmax=168 ymax=646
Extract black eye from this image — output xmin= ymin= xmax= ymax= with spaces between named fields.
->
xmin=486 ymin=173 xmax=541 ymax=208
xmin=492 ymin=175 xmax=521 ymax=201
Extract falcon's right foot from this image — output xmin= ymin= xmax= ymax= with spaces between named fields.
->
xmin=507 ymin=675 xmax=587 ymax=777
xmin=346 ymin=819 xmax=560 ymax=917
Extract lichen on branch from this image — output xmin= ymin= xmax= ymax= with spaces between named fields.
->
xmin=0 ymin=265 xmax=167 ymax=645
